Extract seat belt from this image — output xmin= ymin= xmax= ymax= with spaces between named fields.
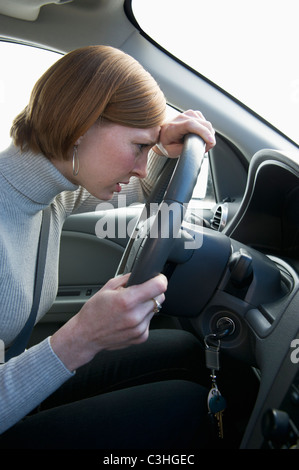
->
xmin=6 ymin=207 xmax=51 ymax=361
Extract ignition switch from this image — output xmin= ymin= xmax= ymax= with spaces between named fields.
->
xmin=213 ymin=316 xmax=236 ymax=339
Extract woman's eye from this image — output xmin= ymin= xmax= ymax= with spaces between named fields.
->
xmin=137 ymin=144 xmax=149 ymax=152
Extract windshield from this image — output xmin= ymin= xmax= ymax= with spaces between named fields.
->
xmin=132 ymin=0 xmax=299 ymax=146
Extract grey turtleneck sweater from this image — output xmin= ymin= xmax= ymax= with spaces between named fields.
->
xmin=0 ymin=142 xmax=165 ymax=434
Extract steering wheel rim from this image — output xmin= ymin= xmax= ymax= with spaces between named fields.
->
xmin=115 ymin=134 xmax=206 ymax=286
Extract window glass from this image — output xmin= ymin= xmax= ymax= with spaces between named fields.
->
xmin=132 ymin=0 xmax=299 ymax=146
xmin=0 ymin=42 xmax=61 ymax=151
xmin=191 ymin=155 xmax=215 ymax=209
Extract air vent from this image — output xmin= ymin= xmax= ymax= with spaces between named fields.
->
xmin=210 ymin=204 xmax=228 ymax=231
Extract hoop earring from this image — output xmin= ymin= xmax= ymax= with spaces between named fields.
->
xmin=72 ymin=145 xmax=79 ymax=176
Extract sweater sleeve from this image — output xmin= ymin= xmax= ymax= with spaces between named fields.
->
xmin=0 ymin=337 xmax=74 ymax=434
xmin=0 ymin=149 xmax=168 ymax=435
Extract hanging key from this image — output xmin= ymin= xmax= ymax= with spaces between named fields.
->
xmin=208 ymin=386 xmax=226 ymax=415
xmin=205 ymin=334 xmax=227 ymax=439
xmin=216 ymin=409 xmax=224 ymax=439
xmin=207 ymin=386 xmax=226 ymax=438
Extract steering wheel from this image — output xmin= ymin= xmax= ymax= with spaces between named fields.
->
xmin=115 ymin=134 xmax=206 ymax=286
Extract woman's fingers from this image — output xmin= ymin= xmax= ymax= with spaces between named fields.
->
xmin=51 ymin=273 xmax=168 ymax=370
xmin=154 ymin=109 xmax=216 ymax=157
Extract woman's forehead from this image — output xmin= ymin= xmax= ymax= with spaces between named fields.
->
xmin=134 ymin=126 xmax=161 ymax=143
xmin=98 ymin=122 xmax=161 ymax=143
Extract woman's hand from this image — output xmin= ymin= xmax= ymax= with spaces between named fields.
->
xmin=154 ymin=110 xmax=216 ymax=157
xmin=50 ymin=273 xmax=167 ymax=371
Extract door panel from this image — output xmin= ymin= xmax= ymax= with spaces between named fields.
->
xmin=51 ymin=231 xmax=124 ymax=314
xmin=50 ymin=208 xmax=140 ymax=315
xmin=29 ymin=209 xmax=138 ymax=344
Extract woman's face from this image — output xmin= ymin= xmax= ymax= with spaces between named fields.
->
xmin=68 ymin=121 xmax=161 ymax=200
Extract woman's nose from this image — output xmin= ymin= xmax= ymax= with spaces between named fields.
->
xmin=132 ymin=155 xmax=148 ymax=179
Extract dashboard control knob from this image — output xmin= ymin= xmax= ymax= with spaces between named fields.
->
xmin=262 ymin=409 xmax=290 ymax=442
xmin=229 ymin=248 xmax=253 ymax=286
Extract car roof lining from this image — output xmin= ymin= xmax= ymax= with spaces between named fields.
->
xmin=0 ymin=0 xmax=110 ymax=22
xmin=0 ymin=0 xmax=134 ymax=50
xmin=0 ymin=0 xmax=73 ymax=21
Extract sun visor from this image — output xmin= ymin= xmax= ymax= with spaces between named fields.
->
xmin=0 ymin=0 xmax=73 ymax=21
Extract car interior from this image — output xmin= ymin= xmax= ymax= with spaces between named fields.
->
xmin=0 ymin=0 xmax=298 ymax=450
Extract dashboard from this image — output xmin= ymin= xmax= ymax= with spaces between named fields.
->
xmin=203 ymin=147 xmax=299 ymax=448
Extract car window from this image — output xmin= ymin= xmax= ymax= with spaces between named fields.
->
xmin=132 ymin=0 xmax=299 ymax=147
xmin=190 ymin=154 xmax=215 ymax=209
xmin=0 ymin=41 xmax=61 ymax=152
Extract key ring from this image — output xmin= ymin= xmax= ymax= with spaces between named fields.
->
xmin=204 ymin=333 xmax=220 ymax=351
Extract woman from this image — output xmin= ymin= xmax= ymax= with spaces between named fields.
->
xmin=0 ymin=45 xmax=216 ymax=449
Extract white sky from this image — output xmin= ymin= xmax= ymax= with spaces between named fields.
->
xmin=0 ymin=42 xmax=60 ymax=151
xmin=133 ymin=0 xmax=299 ymax=145
xmin=0 ymin=0 xmax=298 ymax=149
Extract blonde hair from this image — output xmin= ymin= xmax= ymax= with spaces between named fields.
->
xmin=10 ymin=45 xmax=166 ymax=160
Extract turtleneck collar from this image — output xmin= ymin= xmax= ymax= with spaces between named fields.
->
xmin=0 ymin=143 xmax=78 ymax=206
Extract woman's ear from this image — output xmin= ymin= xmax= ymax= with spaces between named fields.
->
xmin=75 ymin=135 xmax=84 ymax=146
